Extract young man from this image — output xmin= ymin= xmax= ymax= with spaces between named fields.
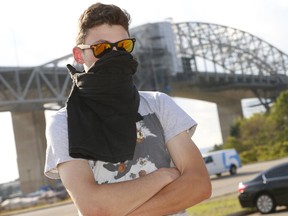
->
xmin=44 ymin=3 xmax=211 ymax=216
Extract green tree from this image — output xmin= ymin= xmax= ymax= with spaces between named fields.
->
xmin=269 ymin=90 xmax=288 ymax=142
xmin=223 ymin=90 xmax=288 ymax=164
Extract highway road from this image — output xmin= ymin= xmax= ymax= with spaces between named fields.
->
xmin=12 ymin=157 xmax=288 ymax=216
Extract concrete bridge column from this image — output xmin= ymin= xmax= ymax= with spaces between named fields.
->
xmin=11 ymin=111 xmax=49 ymax=194
xmin=217 ymin=101 xmax=243 ymax=142
xmin=169 ymin=84 xmax=247 ymax=143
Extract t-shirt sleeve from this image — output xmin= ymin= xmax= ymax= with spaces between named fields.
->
xmin=44 ymin=109 xmax=84 ymax=179
xmin=155 ymin=92 xmax=197 ymax=142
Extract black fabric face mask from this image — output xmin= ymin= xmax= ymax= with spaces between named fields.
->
xmin=66 ymin=50 xmax=143 ymax=163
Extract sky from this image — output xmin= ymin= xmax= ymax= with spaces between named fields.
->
xmin=0 ymin=0 xmax=288 ymax=184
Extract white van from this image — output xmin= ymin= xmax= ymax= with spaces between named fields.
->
xmin=202 ymin=149 xmax=241 ymax=177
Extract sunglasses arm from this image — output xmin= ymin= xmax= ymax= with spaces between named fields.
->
xmin=77 ymin=45 xmax=91 ymax=50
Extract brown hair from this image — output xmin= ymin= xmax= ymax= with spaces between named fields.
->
xmin=76 ymin=3 xmax=131 ymax=45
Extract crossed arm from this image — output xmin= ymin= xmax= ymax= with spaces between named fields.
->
xmin=58 ymin=131 xmax=211 ymax=216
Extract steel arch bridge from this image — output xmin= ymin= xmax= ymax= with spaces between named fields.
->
xmin=172 ymin=22 xmax=288 ymax=108
xmin=175 ymin=22 xmax=287 ymax=77
xmin=0 ymin=22 xmax=288 ymax=112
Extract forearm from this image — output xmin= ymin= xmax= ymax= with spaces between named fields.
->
xmin=127 ymin=171 xmax=211 ymax=216
xmin=127 ymin=132 xmax=212 ymax=216
xmin=59 ymin=161 xmax=179 ymax=216
xmin=85 ymin=169 xmax=175 ymax=215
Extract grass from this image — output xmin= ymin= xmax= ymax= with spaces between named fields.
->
xmin=186 ymin=193 xmax=254 ymax=216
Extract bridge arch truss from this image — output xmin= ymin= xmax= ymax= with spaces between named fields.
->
xmin=173 ymin=22 xmax=288 ymax=107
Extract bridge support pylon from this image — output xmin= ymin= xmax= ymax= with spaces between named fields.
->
xmin=11 ymin=111 xmax=50 ymax=194
xmin=169 ymin=84 xmax=246 ymax=144
xmin=217 ymin=102 xmax=243 ymax=142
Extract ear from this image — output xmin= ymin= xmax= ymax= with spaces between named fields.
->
xmin=73 ymin=47 xmax=85 ymax=64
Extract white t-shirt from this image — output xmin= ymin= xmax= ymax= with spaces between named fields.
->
xmin=44 ymin=91 xmax=197 ymax=216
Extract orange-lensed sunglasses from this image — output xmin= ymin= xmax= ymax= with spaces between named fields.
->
xmin=77 ymin=38 xmax=136 ymax=58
